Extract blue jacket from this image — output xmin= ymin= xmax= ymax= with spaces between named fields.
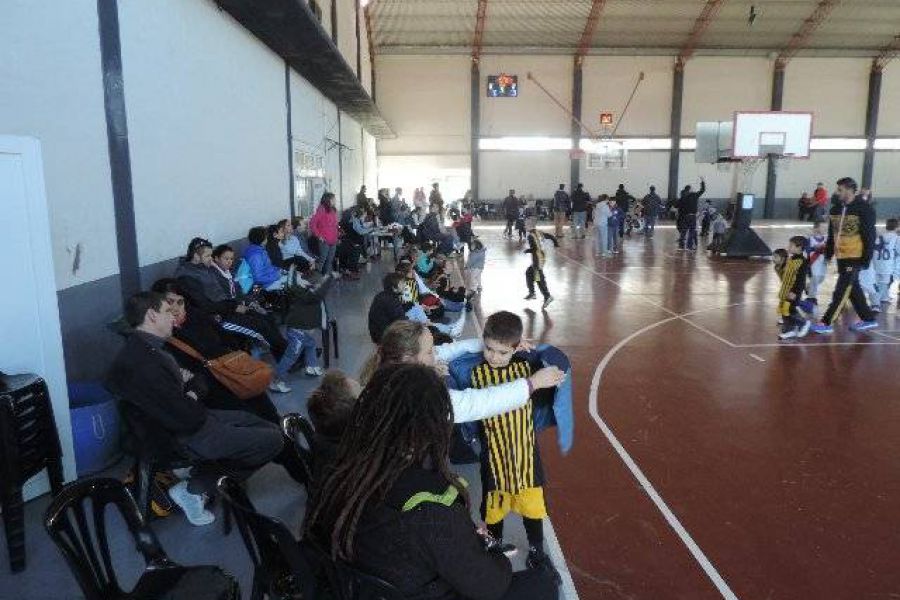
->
xmin=243 ymin=243 xmax=281 ymax=287
xmin=447 ymin=343 xmax=574 ymax=455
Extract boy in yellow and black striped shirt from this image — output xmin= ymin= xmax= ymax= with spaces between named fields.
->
xmin=470 ymin=311 xmax=559 ymax=581
xmin=776 ymin=236 xmax=812 ymax=340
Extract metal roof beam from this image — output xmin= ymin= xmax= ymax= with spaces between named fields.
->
xmin=472 ymin=0 xmax=489 ymax=63
xmin=873 ymin=34 xmax=900 ymax=72
xmin=775 ymin=0 xmax=839 ymax=70
xmin=676 ymin=0 xmax=726 ymax=70
xmin=574 ymin=0 xmax=608 ymax=66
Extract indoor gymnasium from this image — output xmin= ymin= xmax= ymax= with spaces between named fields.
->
xmin=2 ymin=1 xmax=900 ymax=599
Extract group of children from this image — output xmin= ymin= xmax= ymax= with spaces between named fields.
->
xmin=773 ymin=218 xmax=900 ymax=340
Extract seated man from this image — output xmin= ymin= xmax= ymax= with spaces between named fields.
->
xmin=244 ymin=226 xmax=289 ymax=291
xmin=107 ymin=292 xmax=283 ymax=526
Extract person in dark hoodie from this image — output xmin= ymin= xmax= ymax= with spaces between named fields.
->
xmin=812 ymin=177 xmax=878 ymax=334
xmin=305 ymin=363 xmax=559 ymax=600
xmin=614 ymin=184 xmax=634 ymax=238
xmin=367 ymin=273 xmax=410 ymax=344
xmin=677 ymin=177 xmax=705 ymax=251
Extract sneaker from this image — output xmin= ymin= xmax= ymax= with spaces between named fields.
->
xmin=305 ymin=366 xmax=325 ymax=377
xmin=776 ymin=317 xmax=783 ymax=326
xmin=542 ymin=296 xmax=554 ymax=309
xmin=269 ymin=379 xmax=292 ymax=394
xmin=526 ymin=547 xmax=561 ymax=585
xmin=524 ymin=293 xmax=537 ymax=300
xmin=797 ymin=320 xmax=811 ymax=338
xmin=448 ymin=312 xmax=466 ymax=338
xmin=778 ymin=328 xmax=798 ymax=340
xmin=849 ymin=320 xmax=879 ymax=332
xmin=167 ymin=481 xmax=214 ymax=526
xmin=811 ymin=322 xmax=834 ymax=335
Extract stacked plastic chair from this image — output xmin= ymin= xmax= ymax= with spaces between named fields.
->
xmin=0 ymin=372 xmax=64 ymax=572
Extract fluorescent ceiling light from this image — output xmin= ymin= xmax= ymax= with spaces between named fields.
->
xmin=809 ymin=138 xmax=867 ymax=150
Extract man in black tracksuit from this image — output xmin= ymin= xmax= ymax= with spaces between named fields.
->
xmin=677 ymin=178 xmax=705 ymax=251
xmin=502 ymin=190 xmax=520 ymax=239
xmin=812 ymin=177 xmax=878 ymax=333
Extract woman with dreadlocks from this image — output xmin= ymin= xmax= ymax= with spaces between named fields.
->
xmin=305 ymin=363 xmax=559 ymax=600
xmin=359 ymin=320 xmax=565 ymax=424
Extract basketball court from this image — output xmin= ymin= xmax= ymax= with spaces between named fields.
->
xmin=468 ymin=220 xmax=900 ymax=599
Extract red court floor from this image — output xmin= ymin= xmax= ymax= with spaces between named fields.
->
xmin=469 ymin=221 xmax=900 ymax=600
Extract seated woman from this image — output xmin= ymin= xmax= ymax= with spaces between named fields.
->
xmin=176 ymin=238 xmax=289 ymax=365
xmin=148 ymin=279 xmax=307 ymax=486
xmin=244 ymin=226 xmax=289 ymax=291
xmin=267 ymin=222 xmax=310 ymax=274
xmin=305 ymin=363 xmax=559 ymax=600
xmin=280 ymin=217 xmax=317 ymax=272
xmin=360 ymin=320 xmax=564 ymax=424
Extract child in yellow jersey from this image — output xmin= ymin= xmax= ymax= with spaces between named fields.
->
xmin=777 ymin=236 xmax=812 ymax=340
xmin=523 ymin=218 xmax=559 ymax=309
xmin=470 ymin=311 xmax=560 ymax=582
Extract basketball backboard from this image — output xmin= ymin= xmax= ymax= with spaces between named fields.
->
xmin=732 ymin=111 xmax=812 ymax=158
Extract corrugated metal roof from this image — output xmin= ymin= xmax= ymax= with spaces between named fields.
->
xmin=372 ymin=0 xmax=900 ymax=56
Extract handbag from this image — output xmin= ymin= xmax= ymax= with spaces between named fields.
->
xmin=167 ymin=337 xmax=273 ymax=400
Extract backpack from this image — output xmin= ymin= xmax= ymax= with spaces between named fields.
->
xmin=235 ymin=258 xmax=253 ymax=295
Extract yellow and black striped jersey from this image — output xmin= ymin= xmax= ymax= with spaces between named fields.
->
xmin=778 ymin=254 xmax=809 ymax=302
xmin=403 ymin=277 xmax=419 ymax=304
xmin=470 ymin=359 xmax=543 ymax=493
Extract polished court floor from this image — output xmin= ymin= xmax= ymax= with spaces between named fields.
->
xmin=470 ymin=220 xmax=900 ymax=600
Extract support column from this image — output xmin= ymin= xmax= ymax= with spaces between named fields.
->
xmin=764 ymin=65 xmax=785 ymax=218
xmin=97 ymin=0 xmax=140 ymax=302
xmin=570 ymin=61 xmax=583 ymax=192
xmin=862 ymin=66 xmax=882 ymax=190
xmin=470 ymin=61 xmax=481 ymax=202
xmin=285 ymin=62 xmax=295 ymax=218
xmin=667 ymin=62 xmax=684 ymax=204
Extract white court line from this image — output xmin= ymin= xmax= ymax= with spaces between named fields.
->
xmin=736 ymin=340 xmax=900 ymax=347
xmin=870 ymin=330 xmax=900 ymax=342
xmin=588 ymin=304 xmax=743 ymax=600
xmin=749 ymin=353 xmax=766 ymax=362
xmin=465 ymin=268 xmax=580 ymax=600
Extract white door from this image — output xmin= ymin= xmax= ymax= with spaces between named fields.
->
xmin=0 ymin=135 xmax=76 ymax=498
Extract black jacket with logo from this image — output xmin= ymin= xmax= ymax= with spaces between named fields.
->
xmin=825 ymin=197 xmax=876 ymax=266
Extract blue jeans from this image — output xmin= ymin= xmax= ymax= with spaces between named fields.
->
xmin=594 ymin=226 xmax=607 ymax=254
xmin=275 ymin=328 xmax=318 ymax=378
xmin=644 ymin=215 xmax=656 ymax=235
xmin=572 ymin=211 xmax=587 ymax=236
xmin=318 ymin=242 xmax=336 ymax=275
xmin=607 ymin=225 xmax=618 ymax=251
xmin=678 ymin=214 xmax=698 ymax=250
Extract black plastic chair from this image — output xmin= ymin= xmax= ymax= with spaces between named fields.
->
xmin=44 ymin=478 xmax=240 ymax=600
xmin=0 ymin=372 xmax=65 ymax=572
xmin=217 ymin=476 xmax=317 ymax=600
xmin=280 ymin=413 xmax=316 ymax=487
xmin=302 ymin=541 xmax=403 ymax=600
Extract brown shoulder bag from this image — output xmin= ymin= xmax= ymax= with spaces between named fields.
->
xmin=167 ymin=337 xmax=273 ymax=400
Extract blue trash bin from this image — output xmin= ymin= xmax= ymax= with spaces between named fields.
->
xmin=68 ymin=382 xmax=122 ymax=476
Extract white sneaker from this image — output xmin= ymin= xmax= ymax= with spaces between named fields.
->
xmin=448 ymin=312 xmax=466 ymax=338
xmin=797 ymin=320 xmax=811 ymax=338
xmin=168 ymin=481 xmax=214 ymax=526
xmin=778 ymin=328 xmax=798 ymax=340
xmin=305 ymin=366 xmax=325 ymax=377
xmin=269 ymin=379 xmax=292 ymax=393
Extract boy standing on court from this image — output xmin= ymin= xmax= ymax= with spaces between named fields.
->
xmin=523 ymin=218 xmax=559 ymax=309
xmin=468 ymin=311 xmax=560 ymax=582
xmin=778 ymin=236 xmax=812 ymax=340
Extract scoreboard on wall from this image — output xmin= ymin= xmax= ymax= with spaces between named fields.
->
xmin=487 ymin=73 xmax=518 ymax=97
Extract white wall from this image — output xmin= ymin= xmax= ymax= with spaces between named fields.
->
xmin=479 ymin=55 xmax=573 ymax=137
xmin=873 ymin=152 xmax=900 ymax=200
xmin=776 ymin=152 xmax=863 ymax=198
xmin=290 ymin=69 xmax=341 ymax=195
xmin=679 ymin=151 xmax=768 ymax=199
xmin=682 ymin=57 xmax=772 ymax=135
xmin=480 ymin=151 xmax=570 ymax=200
xmin=582 ymin=56 xmax=674 ymax=136
xmin=784 ymin=59 xmax=868 ymax=136
xmin=376 ymin=55 xmax=471 ymax=156
xmin=581 ymin=152 xmax=669 ymax=197
xmin=378 ymin=154 xmax=470 ymax=203
xmin=878 ymin=62 xmax=900 ymax=136
xmin=120 ymin=0 xmax=290 ymax=266
xmin=0 ymin=0 xmax=117 ymax=290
